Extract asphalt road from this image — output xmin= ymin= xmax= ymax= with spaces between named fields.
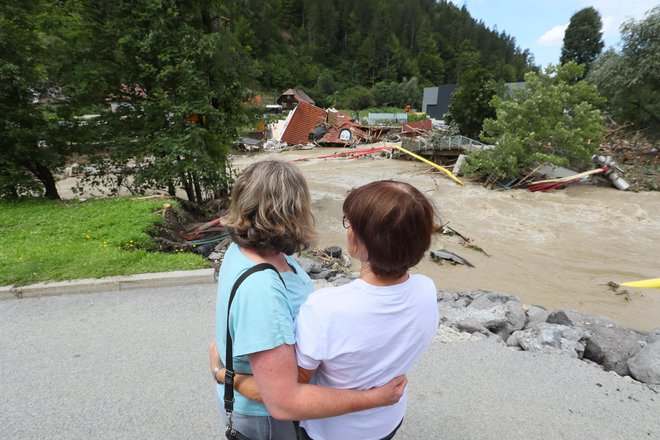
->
xmin=1 ymin=283 xmax=658 ymax=439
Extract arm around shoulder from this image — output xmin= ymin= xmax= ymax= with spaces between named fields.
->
xmin=248 ymin=344 xmax=407 ymax=421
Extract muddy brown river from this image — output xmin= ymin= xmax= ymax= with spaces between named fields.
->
xmin=232 ymin=148 xmax=660 ymax=332
xmin=57 ymin=147 xmax=659 ymax=331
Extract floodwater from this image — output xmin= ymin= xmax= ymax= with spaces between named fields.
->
xmin=232 ymin=148 xmax=660 ymax=332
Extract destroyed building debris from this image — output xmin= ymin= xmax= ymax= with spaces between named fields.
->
xmin=237 ymin=89 xmax=649 ymax=193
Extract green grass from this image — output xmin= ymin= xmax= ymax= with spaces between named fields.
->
xmin=0 ymin=197 xmax=209 ymax=286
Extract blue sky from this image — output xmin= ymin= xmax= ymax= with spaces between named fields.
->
xmin=448 ymin=0 xmax=658 ymax=67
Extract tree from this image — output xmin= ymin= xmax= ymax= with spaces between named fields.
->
xmin=69 ymin=1 xmax=249 ymax=203
xmin=467 ymin=62 xmax=605 ymax=180
xmin=371 ymin=77 xmax=421 ymax=109
xmin=445 ymin=68 xmax=497 ymax=140
xmin=560 ymin=7 xmax=604 ymax=73
xmin=454 ymin=41 xmax=482 ymax=82
xmin=587 ymin=7 xmax=660 ymax=139
xmin=333 ymin=86 xmax=374 ymax=118
xmin=0 ymin=0 xmax=67 ymax=199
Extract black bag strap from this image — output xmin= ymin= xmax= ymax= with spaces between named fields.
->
xmin=224 ymin=263 xmax=286 ymax=414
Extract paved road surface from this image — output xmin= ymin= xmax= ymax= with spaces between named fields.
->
xmin=1 ymin=283 xmax=658 ymax=439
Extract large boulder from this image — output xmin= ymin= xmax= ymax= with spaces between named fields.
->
xmin=547 ymin=309 xmax=644 ymax=376
xmin=468 ymin=291 xmax=526 ymax=339
xmin=439 ymin=303 xmax=508 ymax=334
xmin=507 ymin=323 xmax=591 ymax=358
xmin=524 ymin=305 xmax=550 ymax=329
xmin=628 ymin=341 xmax=660 ymax=384
xmin=438 ymin=290 xmax=529 ymax=339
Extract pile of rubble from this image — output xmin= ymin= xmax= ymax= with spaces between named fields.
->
xmin=598 ymin=130 xmax=658 ymax=191
xmin=437 ymin=290 xmax=660 ymax=385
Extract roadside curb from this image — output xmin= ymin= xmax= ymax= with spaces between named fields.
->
xmin=0 ymin=269 xmax=216 ymax=300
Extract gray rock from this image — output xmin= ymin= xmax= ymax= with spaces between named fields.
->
xmin=647 ymin=328 xmax=660 ymax=344
xmin=452 ymin=319 xmax=489 ymax=335
xmin=454 ymin=298 xmax=470 ymax=308
xmin=440 ymin=303 xmax=508 ymax=334
xmin=509 ymin=323 xmax=591 ymax=358
xmin=506 ymin=332 xmax=520 ymax=347
xmin=292 ymin=255 xmax=320 ymax=274
xmin=504 ymin=301 xmax=527 ymax=334
xmin=435 ymin=325 xmax=483 ymax=343
xmin=437 ymin=291 xmax=459 ymax=302
xmin=309 ymin=269 xmax=338 ymax=280
xmin=628 ymin=341 xmax=660 ymax=384
xmin=547 ymin=309 xmax=643 ymax=375
xmin=468 ymin=290 xmax=522 ymax=308
xmin=468 ymin=292 xmax=525 ymax=340
xmin=524 ymin=305 xmax=550 ymax=329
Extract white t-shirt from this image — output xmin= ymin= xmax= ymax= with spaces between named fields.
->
xmin=295 ymin=274 xmax=439 ymax=440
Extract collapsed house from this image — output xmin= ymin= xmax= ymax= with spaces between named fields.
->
xmin=266 ymin=101 xmax=391 ymax=149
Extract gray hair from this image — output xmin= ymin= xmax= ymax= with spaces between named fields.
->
xmin=225 ymin=160 xmax=316 ymax=254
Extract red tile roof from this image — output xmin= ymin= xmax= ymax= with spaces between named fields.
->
xmin=327 ymin=110 xmax=351 ymax=127
xmin=281 ymin=101 xmax=327 ymax=145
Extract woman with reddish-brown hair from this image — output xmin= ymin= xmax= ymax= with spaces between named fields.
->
xmin=294 ymin=180 xmax=439 ymax=440
xmin=214 ymin=178 xmax=439 ymax=440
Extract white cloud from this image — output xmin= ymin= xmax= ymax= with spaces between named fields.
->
xmin=537 ymin=24 xmax=568 ymax=46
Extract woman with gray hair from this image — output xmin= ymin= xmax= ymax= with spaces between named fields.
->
xmin=212 ymin=160 xmax=406 ymax=440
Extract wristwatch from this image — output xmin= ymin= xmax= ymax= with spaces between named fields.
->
xmin=212 ymin=364 xmax=224 ymax=384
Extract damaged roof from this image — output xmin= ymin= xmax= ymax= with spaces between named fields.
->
xmin=279 ymin=88 xmax=315 ymax=105
xmin=318 ymin=121 xmax=372 ymax=146
xmin=280 ymin=100 xmax=327 ymax=145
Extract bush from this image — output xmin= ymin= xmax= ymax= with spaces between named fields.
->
xmin=466 ymin=62 xmax=605 ymax=180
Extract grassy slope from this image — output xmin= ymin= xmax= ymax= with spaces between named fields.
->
xmin=0 ymin=197 xmax=209 ymax=286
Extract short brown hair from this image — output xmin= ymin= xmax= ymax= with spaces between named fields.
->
xmin=343 ymin=180 xmax=436 ymax=277
xmin=225 ymin=160 xmax=316 ymax=255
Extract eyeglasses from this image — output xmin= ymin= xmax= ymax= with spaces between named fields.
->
xmin=342 ymin=215 xmax=350 ymax=229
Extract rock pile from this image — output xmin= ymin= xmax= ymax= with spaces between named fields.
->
xmin=438 ymin=290 xmax=660 ymax=385
xmin=293 ymin=253 xmax=355 ymax=287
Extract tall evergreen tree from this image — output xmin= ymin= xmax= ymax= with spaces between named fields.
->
xmin=445 ymin=68 xmax=496 ymax=139
xmin=560 ymin=7 xmax=604 ymax=72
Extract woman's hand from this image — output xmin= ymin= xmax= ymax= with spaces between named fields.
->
xmin=367 ymin=375 xmax=407 ymax=406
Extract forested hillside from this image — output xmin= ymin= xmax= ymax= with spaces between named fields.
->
xmin=221 ymin=0 xmax=536 ymax=103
